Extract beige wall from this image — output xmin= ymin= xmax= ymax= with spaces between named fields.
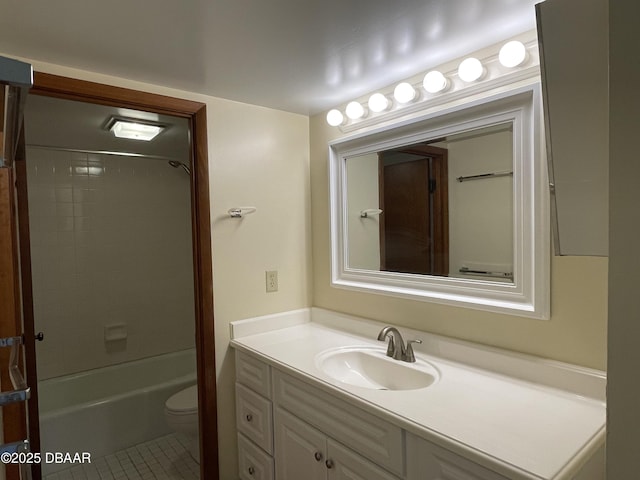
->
xmin=208 ymin=95 xmax=311 ymax=480
xmin=311 ymin=113 xmax=607 ymax=371
xmin=4 ymin=54 xmax=312 ymax=480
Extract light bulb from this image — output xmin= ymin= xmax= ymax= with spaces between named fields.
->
xmin=458 ymin=57 xmax=484 ymax=82
xmin=326 ymin=109 xmax=344 ymax=127
xmin=368 ymin=93 xmax=389 ymax=113
xmin=345 ymin=101 xmax=365 ymax=120
xmin=393 ymin=82 xmax=417 ymax=104
xmin=423 ymin=70 xmax=448 ymax=94
xmin=499 ymin=40 xmax=527 ymax=68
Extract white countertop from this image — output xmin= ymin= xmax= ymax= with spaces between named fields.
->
xmin=230 ymin=308 xmax=606 ymax=480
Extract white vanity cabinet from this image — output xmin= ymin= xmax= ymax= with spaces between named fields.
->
xmin=236 ymin=349 xmax=509 ymax=480
xmin=235 ymin=351 xmax=275 ymax=480
xmin=275 ymin=407 xmax=401 ymax=480
xmin=406 ymin=433 xmax=510 ymax=480
xmin=235 ymin=350 xmax=404 ymax=480
xmin=233 ymin=327 xmax=604 ymax=480
xmin=272 ymin=369 xmax=404 ymax=476
xmin=231 ymin=311 xmax=606 ymax=480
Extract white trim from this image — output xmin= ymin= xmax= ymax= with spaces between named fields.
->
xmin=329 ymin=82 xmax=550 ymax=319
xmin=229 ymin=308 xmax=310 ymax=339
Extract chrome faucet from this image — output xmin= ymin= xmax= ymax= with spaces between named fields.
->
xmin=376 ymin=326 xmax=422 ymax=363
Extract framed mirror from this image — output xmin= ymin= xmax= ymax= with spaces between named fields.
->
xmin=329 ymin=84 xmax=550 ymax=319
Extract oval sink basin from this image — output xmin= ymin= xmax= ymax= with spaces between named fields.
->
xmin=316 ymin=346 xmax=439 ymax=391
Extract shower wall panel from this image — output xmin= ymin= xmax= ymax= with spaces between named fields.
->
xmin=26 ymin=148 xmax=195 ymax=379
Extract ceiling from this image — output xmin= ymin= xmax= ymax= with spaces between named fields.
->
xmin=0 ymin=0 xmax=540 ymax=115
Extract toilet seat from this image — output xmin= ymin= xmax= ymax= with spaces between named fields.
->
xmin=165 ymin=385 xmax=198 ymax=415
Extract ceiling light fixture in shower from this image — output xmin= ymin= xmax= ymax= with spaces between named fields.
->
xmin=106 ymin=117 xmax=165 ymax=141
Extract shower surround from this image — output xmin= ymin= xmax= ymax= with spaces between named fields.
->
xmin=26 ymin=147 xmax=195 ymax=380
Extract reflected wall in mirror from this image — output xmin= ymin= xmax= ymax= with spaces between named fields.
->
xmin=330 ymin=84 xmax=550 ymax=319
xmin=346 ymin=123 xmax=514 ymax=283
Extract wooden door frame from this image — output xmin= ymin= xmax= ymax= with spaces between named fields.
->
xmin=15 ymin=72 xmax=218 ymax=479
xmin=0 ymin=167 xmax=27 ymax=480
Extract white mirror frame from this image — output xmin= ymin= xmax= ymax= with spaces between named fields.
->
xmin=329 ymin=82 xmax=550 ymax=319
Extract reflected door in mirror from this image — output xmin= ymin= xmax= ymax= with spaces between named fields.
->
xmin=379 ymin=146 xmax=449 ymax=276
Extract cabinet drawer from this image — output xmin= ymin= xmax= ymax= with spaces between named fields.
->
xmin=236 ymin=350 xmax=272 ymax=398
xmin=273 ymin=370 xmax=404 ymax=476
xmin=406 ymin=433 xmax=510 ymax=480
xmin=238 ymin=433 xmax=274 ymax=480
xmin=236 ymin=383 xmax=274 ymax=454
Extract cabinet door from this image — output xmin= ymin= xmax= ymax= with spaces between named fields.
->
xmin=275 ymin=408 xmax=326 ymax=480
xmin=273 ymin=370 xmax=404 ymax=475
xmin=406 ymin=433 xmax=510 ymax=480
xmin=327 ymin=439 xmax=401 ymax=480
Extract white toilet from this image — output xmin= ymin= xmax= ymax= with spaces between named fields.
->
xmin=165 ymin=384 xmax=200 ymax=463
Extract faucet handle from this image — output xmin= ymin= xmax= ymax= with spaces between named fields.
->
xmin=404 ymin=339 xmax=422 ymax=363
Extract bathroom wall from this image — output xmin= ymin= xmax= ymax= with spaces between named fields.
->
xmin=207 ymin=95 xmax=311 ymax=480
xmin=310 ymin=111 xmax=607 ymax=372
xmin=26 ymin=148 xmax=195 ymax=379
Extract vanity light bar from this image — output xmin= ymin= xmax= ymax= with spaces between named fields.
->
xmin=326 ymin=39 xmax=533 ymax=129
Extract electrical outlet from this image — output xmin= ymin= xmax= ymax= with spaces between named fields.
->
xmin=265 ymin=270 xmax=278 ymax=293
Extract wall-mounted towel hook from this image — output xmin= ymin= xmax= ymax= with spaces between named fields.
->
xmin=360 ymin=208 xmax=383 ymax=218
xmin=228 ymin=207 xmax=257 ymax=218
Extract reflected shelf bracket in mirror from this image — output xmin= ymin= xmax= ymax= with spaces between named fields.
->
xmin=329 ymin=82 xmax=550 ymax=319
xmin=360 ymin=208 xmax=383 ymax=218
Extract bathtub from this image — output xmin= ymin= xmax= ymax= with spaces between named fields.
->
xmin=38 ymin=349 xmax=197 ymax=474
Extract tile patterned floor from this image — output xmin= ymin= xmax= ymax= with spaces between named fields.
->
xmin=44 ymin=434 xmax=199 ymax=480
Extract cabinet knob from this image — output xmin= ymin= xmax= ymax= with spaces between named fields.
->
xmin=325 ymin=459 xmax=334 ymax=469
xmin=246 ymin=414 xmax=253 ymax=422
xmin=248 ymin=466 xmax=255 ymax=475
xmin=314 ymin=451 xmax=323 ymax=462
